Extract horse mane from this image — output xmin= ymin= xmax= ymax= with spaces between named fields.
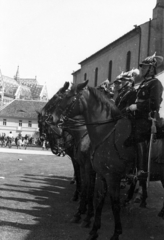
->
xmin=88 ymin=86 xmax=121 ymax=118
xmin=42 ymin=93 xmax=59 ymax=114
xmin=42 ymin=82 xmax=69 ymax=115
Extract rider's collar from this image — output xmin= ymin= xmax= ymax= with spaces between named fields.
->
xmin=144 ymin=76 xmax=154 ymax=82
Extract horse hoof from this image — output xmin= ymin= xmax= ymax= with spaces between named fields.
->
xmin=158 ymin=211 xmax=164 ymax=219
xmin=86 ymin=232 xmax=98 ymax=240
xmin=70 ymin=215 xmax=81 ymax=223
xmin=110 ymin=234 xmax=119 ymax=240
xmin=71 ymin=195 xmax=79 ymax=201
xmin=139 ymin=202 xmax=147 ymax=208
xmin=81 ymin=220 xmax=91 ymax=228
xmin=134 ymin=196 xmax=141 ymax=203
xmin=70 ymin=179 xmax=76 ymax=185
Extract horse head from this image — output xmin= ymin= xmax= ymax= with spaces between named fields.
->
xmin=52 ymin=79 xmax=122 ymax=127
xmin=51 ymin=80 xmax=89 ymax=124
xmin=37 ymin=81 xmax=71 ymax=155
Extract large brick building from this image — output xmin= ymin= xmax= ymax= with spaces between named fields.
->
xmin=72 ymin=0 xmax=164 ymax=87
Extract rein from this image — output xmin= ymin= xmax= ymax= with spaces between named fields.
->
xmin=60 ymin=115 xmax=122 ymax=129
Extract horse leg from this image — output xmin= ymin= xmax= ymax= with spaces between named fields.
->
xmin=87 ymin=176 xmax=107 ymax=240
xmin=137 ymin=179 xmax=147 ymax=208
xmin=70 ymin=157 xmax=81 ymax=201
xmin=70 ymin=166 xmax=87 ymax=223
xmin=81 ymin=164 xmax=96 ymax=228
xmin=108 ymin=176 xmax=122 ymax=240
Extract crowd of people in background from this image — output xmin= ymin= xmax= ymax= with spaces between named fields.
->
xmin=0 ymin=132 xmax=47 ymax=149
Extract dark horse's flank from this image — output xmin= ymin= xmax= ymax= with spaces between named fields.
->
xmin=52 ymin=80 xmax=164 ymax=240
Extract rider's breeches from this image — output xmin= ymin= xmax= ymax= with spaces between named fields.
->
xmin=133 ymin=118 xmax=151 ymax=143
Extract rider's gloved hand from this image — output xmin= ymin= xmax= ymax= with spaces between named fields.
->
xmin=128 ymin=104 xmax=137 ymax=111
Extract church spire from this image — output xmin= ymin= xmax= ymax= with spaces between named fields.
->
xmin=14 ymin=66 xmax=20 ymax=83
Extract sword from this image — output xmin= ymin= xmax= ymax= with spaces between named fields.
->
xmin=147 ymin=111 xmax=157 ymax=188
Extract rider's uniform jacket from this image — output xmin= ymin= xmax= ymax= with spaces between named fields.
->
xmin=135 ymin=77 xmax=163 ymax=119
xmin=115 ymin=86 xmax=136 ymax=111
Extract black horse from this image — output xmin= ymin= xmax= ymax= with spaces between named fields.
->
xmin=38 ymin=82 xmax=81 ymax=201
xmin=41 ymin=84 xmax=96 ymax=227
xmin=51 ymin=80 xmax=164 ymax=240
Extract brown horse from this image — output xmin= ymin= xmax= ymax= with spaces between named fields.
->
xmin=52 ymin=80 xmax=164 ymax=240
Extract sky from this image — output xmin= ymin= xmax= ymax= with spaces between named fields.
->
xmin=0 ymin=0 xmax=157 ymax=99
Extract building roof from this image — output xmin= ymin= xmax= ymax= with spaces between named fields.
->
xmin=18 ymin=85 xmax=31 ymax=99
xmin=30 ymin=84 xmax=43 ymax=99
xmin=0 ymin=99 xmax=46 ymax=119
xmin=2 ymin=74 xmax=45 ymax=100
xmin=78 ymin=27 xmax=141 ymax=65
xmin=19 ymin=78 xmax=38 ymax=86
xmin=4 ymin=82 xmax=18 ymax=98
xmin=2 ymin=75 xmax=19 ymax=85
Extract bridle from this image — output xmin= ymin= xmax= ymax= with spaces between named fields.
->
xmin=57 ymin=88 xmax=122 ymax=129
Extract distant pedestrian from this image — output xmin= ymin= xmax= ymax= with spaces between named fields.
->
xmin=7 ymin=132 xmax=13 ymax=148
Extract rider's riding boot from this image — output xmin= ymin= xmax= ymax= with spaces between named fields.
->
xmin=137 ymin=142 xmax=148 ymax=180
xmin=124 ymin=135 xmax=135 ymax=147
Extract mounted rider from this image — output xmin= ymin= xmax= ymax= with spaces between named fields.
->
xmin=97 ymin=79 xmax=114 ymax=98
xmin=114 ymin=69 xmax=139 ymax=110
xmin=126 ymin=52 xmax=164 ymax=178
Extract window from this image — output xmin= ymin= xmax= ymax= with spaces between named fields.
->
xmin=94 ymin=68 xmax=98 ymax=87
xmin=28 ymin=121 xmax=32 ymax=127
xmin=108 ymin=61 xmax=112 ymax=82
xmin=19 ymin=120 xmax=22 ymax=127
xmin=84 ymin=73 xmax=87 ymax=81
xmin=3 ymin=119 xmax=6 ymax=126
xmin=126 ymin=51 xmax=131 ymax=71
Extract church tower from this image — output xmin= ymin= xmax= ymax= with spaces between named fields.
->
xmin=0 ymin=69 xmax=4 ymax=107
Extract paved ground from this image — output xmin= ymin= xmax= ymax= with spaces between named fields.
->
xmin=0 ymin=152 xmax=73 ymax=240
xmin=0 ymin=151 xmax=164 ymax=240
xmin=0 ymin=147 xmax=53 ymax=155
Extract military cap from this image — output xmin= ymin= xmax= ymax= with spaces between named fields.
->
xmin=139 ymin=52 xmax=163 ymax=68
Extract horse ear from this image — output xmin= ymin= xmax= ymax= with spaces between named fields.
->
xmin=63 ymin=81 xmax=69 ymax=90
xmin=59 ymin=81 xmax=70 ymax=94
xmin=77 ymin=80 xmax=89 ymax=91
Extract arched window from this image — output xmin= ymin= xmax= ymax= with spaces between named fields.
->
xmin=108 ymin=60 xmax=112 ymax=82
xmin=94 ymin=68 xmax=98 ymax=87
xmin=126 ymin=51 xmax=131 ymax=71
xmin=84 ymin=73 xmax=87 ymax=81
